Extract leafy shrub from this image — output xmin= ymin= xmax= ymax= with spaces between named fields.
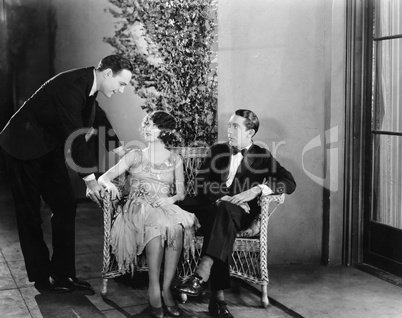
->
xmin=105 ymin=0 xmax=218 ymax=147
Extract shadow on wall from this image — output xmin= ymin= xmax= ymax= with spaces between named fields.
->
xmin=2 ymin=0 xmax=56 ymax=117
xmin=0 ymin=0 xmax=57 ymax=184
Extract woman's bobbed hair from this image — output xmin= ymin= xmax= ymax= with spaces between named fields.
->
xmin=142 ymin=111 xmax=177 ymax=145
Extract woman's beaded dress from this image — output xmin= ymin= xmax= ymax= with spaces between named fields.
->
xmin=110 ymin=149 xmax=199 ymax=274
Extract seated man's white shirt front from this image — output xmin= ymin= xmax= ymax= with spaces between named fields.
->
xmin=226 ymin=144 xmax=273 ymax=195
xmin=226 ymin=150 xmax=244 ymax=187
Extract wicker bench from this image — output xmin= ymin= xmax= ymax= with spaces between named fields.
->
xmin=100 ymin=147 xmax=285 ymax=308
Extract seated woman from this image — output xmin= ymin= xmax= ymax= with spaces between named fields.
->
xmin=98 ymin=111 xmax=199 ymax=318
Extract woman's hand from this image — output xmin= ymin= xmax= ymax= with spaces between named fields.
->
xmin=151 ymin=197 xmax=174 ymax=208
xmin=99 ymin=177 xmax=120 ymax=200
xmin=105 ymin=183 xmax=120 ymax=200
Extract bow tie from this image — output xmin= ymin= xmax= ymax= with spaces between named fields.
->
xmin=231 ymin=147 xmax=246 ymax=156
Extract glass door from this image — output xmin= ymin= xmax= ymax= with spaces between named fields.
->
xmin=364 ymin=0 xmax=402 ymax=276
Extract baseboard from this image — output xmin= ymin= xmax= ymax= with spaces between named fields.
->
xmin=356 ymin=263 xmax=402 ymax=288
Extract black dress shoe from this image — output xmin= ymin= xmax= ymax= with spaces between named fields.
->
xmin=173 ymin=273 xmax=207 ymax=297
xmin=52 ymin=276 xmax=93 ymax=291
xmin=68 ymin=277 xmax=92 ymax=290
xmin=208 ymin=299 xmax=234 ymax=318
xmin=34 ymin=280 xmax=74 ymax=293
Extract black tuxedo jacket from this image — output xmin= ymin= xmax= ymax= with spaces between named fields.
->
xmin=0 ymin=67 xmax=115 ymax=177
xmin=196 ymin=142 xmax=296 ymax=217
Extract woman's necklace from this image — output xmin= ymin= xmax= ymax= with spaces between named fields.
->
xmin=144 ymin=145 xmax=171 ymax=179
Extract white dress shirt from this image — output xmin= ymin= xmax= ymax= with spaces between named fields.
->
xmin=226 ymin=144 xmax=252 ymax=187
xmin=226 ymin=143 xmax=273 ymax=195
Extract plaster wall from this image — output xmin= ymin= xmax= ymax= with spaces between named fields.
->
xmin=218 ymin=0 xmax=345 ymax=264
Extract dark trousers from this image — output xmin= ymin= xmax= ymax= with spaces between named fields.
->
xmin=2 ymin=148 xmax=77 ymax=282
xmin=194 ymin=201 xmax=253 ymax=291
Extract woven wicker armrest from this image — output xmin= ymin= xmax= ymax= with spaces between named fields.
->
xmin=237 ymin=194 xmax=285 ymax=238
xmin=100 ymin=191 xmax=127 ymax=296
xmin=260 ymin=194 xmax=285 ymax=218
xmin=229 ymin=193 xmax=285 ymax=308
xmin=258 ymin=193 xmax=285 ymax=237
xmin=101 ymin=192 xmax=114 ymax=278
xmin=101 ymin=185 xmax=127 ymax=256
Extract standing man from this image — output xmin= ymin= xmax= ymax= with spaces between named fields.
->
xmin=0 ymin=55 xmax=133 ymax=293
xmin=175 ymin=109 xmax=296 ymax=317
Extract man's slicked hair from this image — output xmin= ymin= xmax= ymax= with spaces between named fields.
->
xmin=235 ymin=109 xmax=259 ymax=135
xmin=97 ymin=55 xmax=134 ymax=74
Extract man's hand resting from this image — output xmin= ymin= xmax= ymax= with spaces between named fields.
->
xmin=85 ymin=179 xmax=105 ymax=207
xmin=220 ymin=195 xmax=251 ymax=213
xmin=226 ymin=186 xmax=261 ymax=205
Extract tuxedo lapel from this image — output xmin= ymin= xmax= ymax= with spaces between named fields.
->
xmin=82 ymin=68 xmax=97 ymax=127
xmin=82 ymin=93 xmax=97 ymax=127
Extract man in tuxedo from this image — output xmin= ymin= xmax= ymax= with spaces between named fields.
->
xmin=175 ymin=109 xmax=296 ymax=318
xmin=0 ymin=55 xmax=133 ymax=293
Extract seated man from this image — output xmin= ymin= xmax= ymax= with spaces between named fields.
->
xmin=174 ymin=109 xmax=296 ymax=318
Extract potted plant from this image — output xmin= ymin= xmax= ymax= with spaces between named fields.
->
xmin=104 ymin=0 xmax=218 ymax=150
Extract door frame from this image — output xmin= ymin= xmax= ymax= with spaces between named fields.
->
xmin=343 ymin=0 xmax=373 ymax=266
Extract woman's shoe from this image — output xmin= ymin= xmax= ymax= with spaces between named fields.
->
xmin=149 ymin=303 xmax=165 ymax=318
xmin=162 ymin=291 xmax=182 ymax=317
xmin=164 ymin=304 xmax=181 ymax=317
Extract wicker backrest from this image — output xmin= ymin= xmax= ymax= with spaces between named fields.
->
xmin=170 ymin=147 xmax=209 ymax=197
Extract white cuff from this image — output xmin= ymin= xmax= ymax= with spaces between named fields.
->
xmin=82 ymin=173 xmax=96 ymax=181
xmin=259 ymin=184 xmax=273 ymax=196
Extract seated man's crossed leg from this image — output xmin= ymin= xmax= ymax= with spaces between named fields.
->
xmin=175 ymin=201 xmax=252 ymax=318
